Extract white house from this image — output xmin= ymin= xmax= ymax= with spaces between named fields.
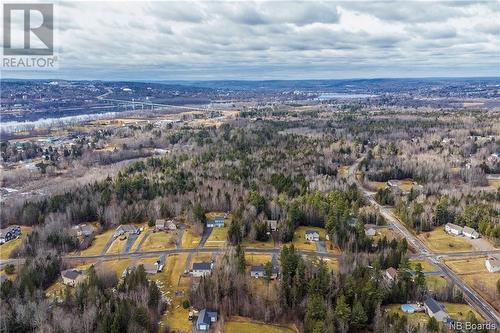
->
xmin=462 ymin=226 xmax=479 ymax=239
xmin=114 ymin=224 xmax=140 ymax=237
xmin=0 ymin=225 xmax=21 ymax=244
xmin=444 ymin=223 xmax=463 ymax=236
xmin=305 ymin=230 xmax=320 ymax=242
xmin=364 ymin=224 xmax=377 ymax=237
xmin=485 ymin=255 xmax=500 ymax=273
xmin=424 ymin=297 xmax=449 ymax=322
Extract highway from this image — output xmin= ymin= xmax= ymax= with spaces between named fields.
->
xmin=348 ymin=157 xmax=500 ymax=325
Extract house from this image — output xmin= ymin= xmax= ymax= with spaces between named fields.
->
xmin=155 ymin=219 xmax=166 ymax=231
xmin=0 ymin=225 xmax=21 ymax=244
xmin=485 ymin=255 xmax=500 ymax=273
xmin=72 ymin=224 xmax=94 ymax=237
xmin=192 ymin=262 xmax=213 ymax=277
xmin=364 ymin=224 xmax=377 ymax=237
xmin=424 ymin=297 xmax=449 ymax=322
xmin=305 ymin=230 xmax=320 ymax=242
xmin=166 ymin=220 xmax=177 ymax=230
xmin=155 ymin=254 xmax=166 ymax=272
xmin=385 ymin=267 xmax=398 ymax=283
xmin=387 ymin=180 xmax=400 ymax=187
xmin=196 ymin=309 xmax=217 ymax=331
xmin=114 ymin=224 xmax=140 ymax=237
xmin=444 ymin=223 xmax=463 ymax=236
xmin=61 ymin=269 xmax=85 ymax=287
xmin=250 ymin=264 xmax=278 ymax=279
xmin=123 ymin=262 xmax=160 ymax=277
xmin=266 ymin=220 xmax=278 ymax=232
xmin=462 ymin=226 xmax=479 ymax=239
xmin=206 ymin=216 xmax=225 ymax=228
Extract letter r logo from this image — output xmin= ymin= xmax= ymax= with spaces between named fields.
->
xmin=3 ymin=3 xmax=53 ymax=55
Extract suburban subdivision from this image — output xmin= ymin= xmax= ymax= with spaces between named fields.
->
xmin=1 ymin=77 xmax=499 ymax=333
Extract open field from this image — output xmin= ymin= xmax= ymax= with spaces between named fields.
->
xmin=445 ymin=257 xmax=500 ymax=312
xmin=141 ymin=231 xmax=176 ymax=252
xmin=373 ymin=227 xmax=398 ymax=241
xmin=0 ymin=226 xmax=31 ymax=260
xmin=242 ymin=238 xmax=276 ymax=249
xmin=488 ymin=178 xmax=500 ymax=189
xmin=369 ymin=181 xmax=387 ymax=190
xmin=191 ymin=252 xmax=215 ymax=264
xmin=100 ymin=259 xmax=131 ymax=278
xmin=245 ymin=253 xmax=272 ymax=266
xmin=426 ymin=275 xmax=449 ymax=291
xmin=205 ymin=226 xmax=229 ymax=247
xmin=409 ymin=259 xmax=438 ymax=273
xmin=180 ymin=227 xmax=202 ymax=248
xmin=225 ymin=316 xmax=297 ymax=333
xmin=287 ymin=226 xmax=326 ymax=251
xmin=398 ymin=179 xmax=416 ymax=192
xmin=105 ymin=237 xmax=127 ymax=254
xmin=78 ymin=229 xmax=115 ymax=256
xmin=445 ymin=257 xmax=487 ymax=274
xmin=157 ymin=254 xmax=192 ymax=333
xmin=418 ymin=227 xmax=472 ymax=252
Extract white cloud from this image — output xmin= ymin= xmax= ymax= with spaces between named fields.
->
xmin=6 ymin=0 xmax=499 ymax=79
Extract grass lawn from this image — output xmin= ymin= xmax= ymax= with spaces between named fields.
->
xmin=373 ymin=227 xmax=398 ymax=241
xmin=324 ymin=259 xmax=339 ymax=272
xmin=46 ymin=281 xmax=71 ymax=299
xmin=369 ymin=181 xmax=388 ymax=190
xmin=338 ymin=166 xmax=350 ymax=178
xmin=418 ymin=227 xmax=472 ymax=252
xmin=191 ymin=252 xmax=214 ymax=264
xmin=141 ymin=231 xmax=176 ymax=252
xmin=78 ymin=229 xmax=115 ymax=256
xmin=101 ymin=259 xmax=131 ymax=278
xmin=410 ymin=259 xmax=438 ymax=273
xmin=445 ymin=257 xmax=488 ymax=274
xmin=105 ymin=237 xmax=127 ymax=255
xmin=443 ymin=302 xmax=483 ymax=321
xmin=157 ymin=254 xmax=192 ymax=333
xmin=225 ymin=317 xmax=297 ymax=333
xmin=426 ymin=275 xmax=449 ymax=291
xmin=463 ymin=273 xmax=500 ymax=312
xmin=245 ymin=253 xmax=272 ymax=266
xmin=488 ymin=179 xmax=500 ymax=189
xmin=130 ymin=230 xmax=150 ymax=252
xmin=205 ymin=226 xmax=228 ymax=247
xmin=398 ymin=179 xmax=416 ymax=192
xmin=384 ymin=304 xmax=429 ymax=325
xmin=180 ymin=227 xmax=202 ymax=248
xmin=0 ymin=226 xmax=31 ymax=260
xmin=242 ymin=238 xmax=275 ymax=249
xmin=289 ymin=226 xmax=326 ymax=251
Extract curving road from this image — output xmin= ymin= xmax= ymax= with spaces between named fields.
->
xmin=349 ymin=157 xmax=500 ymax=325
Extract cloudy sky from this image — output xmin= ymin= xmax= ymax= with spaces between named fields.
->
xmin=4 ymin=0 xmax=500 ymax=80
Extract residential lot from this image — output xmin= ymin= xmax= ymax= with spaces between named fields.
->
xmin=140 ymin=231 xmax=177 ymax=252
xmin=0 ymin=226 xmax=31 ymax=260
xmin=205 ymin=226 xmax=229 ymax=248
xmin=77 ymin=229 xmax=115 ymax=256
xmin=445 ymin=256 xmax=500 ymax=311
xmin=225 ymin=316 xmax=298 ymax=333
xmin=289 ymin=226 xmax=327 ymax=251
xmin=418 ymin=227 xmax=472 ymax=252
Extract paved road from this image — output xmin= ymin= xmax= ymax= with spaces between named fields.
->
xmin=348 ymin=157 xmax=500 ymax=325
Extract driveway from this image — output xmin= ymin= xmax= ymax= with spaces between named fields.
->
xmin=316 ymin=241 xmax=327 ymax=253
xmin=122 ymin=233 xmax=139 ymax=254
xmin=133 ymin=231 xmax=152 ymax=252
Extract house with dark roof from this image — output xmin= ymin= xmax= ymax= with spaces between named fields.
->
xmin=114 ymin=224 xmax=140 ymax=237
xmin=424 ymin=297 xmax=449 ymax=322
xmin=72 ymin=224 xmax=94 ymax=237
xmin=206 ymin=216 xmax=224 ymax=228
xmin=192 ymin=262 xmax=213 ymax=277
xmin=384 ymin=267 xmax=398 ymax=284
xmin=61 ymin=269 xmax=85 ymax=287
xmin=0 ymin=225 xmax=21 ymax=244
xmin=250 ymin=264 xmax=278 ymax=279
xmin=196 ymin=309 xmax=217 ymax=331
xmin=305 ymin=230 xmax=320 ymax=241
